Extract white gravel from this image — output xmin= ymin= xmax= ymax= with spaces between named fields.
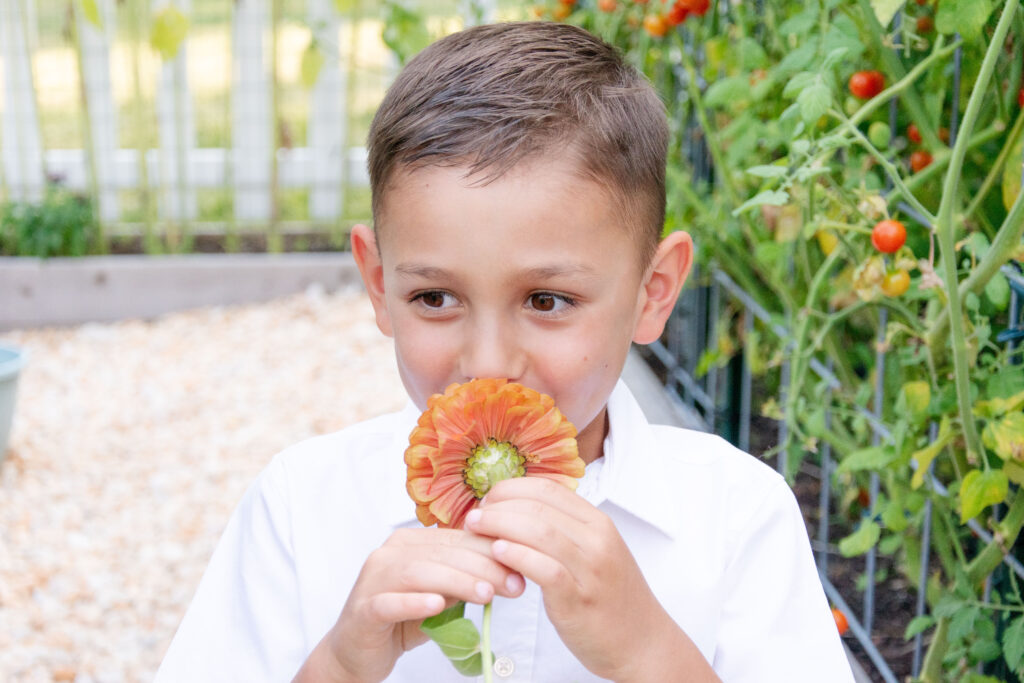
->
xmin=0 ymin=287 xmax=408 ymax=683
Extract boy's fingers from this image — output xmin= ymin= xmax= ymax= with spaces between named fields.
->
xmin=489 ymin=538 xmax=575 ymax=595
xmin=375 ymin=545 xmax=524 ymax=599
xmin=465 ymin=502 xmax=589 ymax=572
xmin=483 ymin=476 xmax=595 ymax=523
xmin=364 ymin=592 xmax=446 ymax=627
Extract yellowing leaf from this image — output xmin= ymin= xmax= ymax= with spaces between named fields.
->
xmin=983 ymin=413 xmax=1024 ymax=462
xmin=300 ymin=42 xmax=325 ymax=89
xmin=838 ymin=445 xmax=895 ymax=473
xmin=150 ymin=5 xmax=189 ymax=61
xmin=80 ymin=0 xmax=102 ymax=29
xmin=1003 ymin=461 xmax=1024 ymax=487
xmin=901 ymin=381 xmax=931 ymax=423
xmin=870 ymin=0 xmax=902 ymax=27
xmin=774 ymin=204 xmax=803 ymax=243
xmin=1003 ymin=120 xmax=1023 ymax=212
xmin=974 ymin=389 xmax=1024 ymax=419
xmin=911 ymin=417 xmax=953 ymax=489
xmin=959 ymin=469 xmax=1008 ymax=523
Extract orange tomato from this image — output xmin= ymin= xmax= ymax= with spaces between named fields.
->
xmin=643 ymin=13 xmax=669 ymax=37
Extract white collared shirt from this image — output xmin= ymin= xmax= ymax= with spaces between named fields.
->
xmin=155 ymin=382 xmax=854 ymax=682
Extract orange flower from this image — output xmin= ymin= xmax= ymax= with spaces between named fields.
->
xmin=405 ymin=379 xmax=585 ymax=529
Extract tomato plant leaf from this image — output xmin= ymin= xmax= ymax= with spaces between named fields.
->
xmin=982 ymin=413 xmax=1024 ymax=462
xmin=970 ymin=639 xmax=1002 ymax=663
xmin=1004 ymin=616 xmax=1024 ymax=674
xmin=935 ymin=0 xmax=993 ymax=42
xmin=870 ymin=0 xmax=902 ymax=28
xmin=984 ymin=273 xmax=1010 ymax=311
xmin=911 ymin=417 xmax=953 ymax=489
xmin=705 ymin=76 xmax=750 ymax=109
xmin=839 ymin=445 xmax=895 ymax=473
xmin=975 ymin=389 xmax=1024 ymax=419
xmin=732 ymin=190 xmax=789 ymax=217
xmin=150 ymin=5 xmax=189 ymax=61
xmin=900 ymin=381 xmax=931 ymax=425
xmin=904 ymin=615 xmax=935 ymax=640
xmin=382 ymin=1 xmax=431 ymax=66
xmin=882 ymin=499 xmax=908 ymax=532
xmin=959 ymin=469 xmax=1008 ymax=523
xmin=1003 ymin=131 xmax=1023 ymax=211
xmin=798 ymin=80 xmax=831 ymax=127
xmin=839 ymin=519 xmax=880 ymax=557
xmin=745 ymin=165 xmax=789 ymax=179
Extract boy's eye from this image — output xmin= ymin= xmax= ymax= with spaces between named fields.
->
xmin=410 ymin=290 xmax=458 ymax=312
xmin=419 ymin=291 xmax=448 ymax=308
xmin=528 ymin=292 xmax=575 ymax=314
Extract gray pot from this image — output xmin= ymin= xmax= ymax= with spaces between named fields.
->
xmin=0 ymin=344 xmax=26 ymax=466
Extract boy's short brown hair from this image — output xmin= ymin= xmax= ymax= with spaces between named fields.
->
xmin=366 ymin=21 xmax=668 ymax=266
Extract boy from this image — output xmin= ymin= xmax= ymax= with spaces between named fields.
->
xmin=156 ymin=21 xmax=854 ymax=682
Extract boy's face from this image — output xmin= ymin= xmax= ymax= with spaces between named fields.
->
xmin=352 ymin=157 xmax=691 ymax=462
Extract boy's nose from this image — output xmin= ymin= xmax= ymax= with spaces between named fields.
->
xmin=459 ymin=318 xmax=526 ymax=382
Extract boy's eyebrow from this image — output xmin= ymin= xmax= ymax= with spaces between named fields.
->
xmin=394 ymin=263 xmax=597 ymax=280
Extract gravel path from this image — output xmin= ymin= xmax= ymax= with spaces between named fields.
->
xmin=0 ymin=287 xmax=408 ymax=683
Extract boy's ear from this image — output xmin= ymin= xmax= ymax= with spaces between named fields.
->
xmin=632 ymin=230 xmax=694 ymax=345
xmin=350 ymin=223 xmax=394 ymax=337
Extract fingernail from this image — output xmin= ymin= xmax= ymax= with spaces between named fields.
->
xmin=466 ymin=509 xmax=482 ymax=525
xmin=475 ymin=581 xmax=493 ymax=601
xmin=492 ymin=539 xmax=509 ymax=556
xmin=505 ymin=574 xmax=523 ymax=594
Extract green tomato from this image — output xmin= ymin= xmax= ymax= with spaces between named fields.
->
xmin=844 ymin=96 xmax=861 ymax=117
xmin=867 ymin=121 xmax=891 ymax=150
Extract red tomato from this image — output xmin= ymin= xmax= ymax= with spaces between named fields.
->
xmin=881 ymin=269 xmax=911 ymax=297
xmin=871 ymin=219 xmax=907 ymax=254
xmin=676 ymin=0 xmax=710 ymax=15
xmin=643 ymin=13 xmax=668 ymax=37
xmin=833 ymin=608 xmax=850 ymax=636
xmin=916 ymin=15 xmax=933 ymax=33
xmin=907 ymin=123 xmax=922 ymax=144
xmin=1019 ymin=87 xmax=1024 ymax=108
xmin=910 ymin=149 xmax=933 ymax=172
xmin=666 ymin=3 xmax=689 ymax=25
xmin=849 ymin=70 xmax=885 ymax=100
xmin=598 ymin=0 xmax=617 ymax=11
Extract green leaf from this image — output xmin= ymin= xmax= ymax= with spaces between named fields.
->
xmin=983 ymin=412 xmax=1024 ymax=462
xmin=382 ymin=1 xmax=431 ymax=66
xmin=745 ymin=165 xmax=788 ymax=179
xmin=778 ymin=8 xmax=816 ymax=36
xmin=783 ymin=72 xmax=816 ymax=99
xmin=988 ymin=367 xmax=1024 ymax=400
xmin=936 ymin=0 xmax=993 ymax=42
xmin=882 ymin=499 xmax=908 ymax=532
xmin=732 ymin=190 xmax=789 ymax=217
xmin=970 ymin=639 xmax=1002 ymax=663
xmin=821 ymin=47 xmax=850 ymax=72
xmin=421 ymin=601 xmax=466 ymax=630
xmin=150 ymin=5 xmax=189 ymax=61
xmin=704 ymin=76 xmax=750 ymax=109
xmin=959 ymin=469 xmax=1009 ymax=523
xmin=798 ymin=80 xmax=831 ymax=127
xmin=1004 ymin=616 xmax=1024 ymax=673
xmin=450 ymin=652 xmax=484 ymax=676
xmin=333 ymin=0 xmax=359 ymax=12
xmin=838 ymin=445 xmax=895 ymax=473
xmin=949 ymin=605 xmax=981 ymax=641
xmin=300 ymin=42 xmax=325 ymax=89
xmin=904 ymin=615 xmax=935 ymax=640
xmin=80 ymin=0 xmax=102 ymax=28
xmin=839 ymin=519 xmax=880 ymax=557
xmin=420 ymin=602 xmax=485 ymax=676
xmin=911 ymin=417 xmax=953 ymax=489
xmin=870 ymin=0 xmax=903 ymax=27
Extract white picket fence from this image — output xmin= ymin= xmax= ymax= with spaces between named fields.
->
xmin=0 ymin=0 xmax=496 ymax=234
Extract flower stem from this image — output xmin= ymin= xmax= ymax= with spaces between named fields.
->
xmin=481 ymin=602 xmax=493 ymax=683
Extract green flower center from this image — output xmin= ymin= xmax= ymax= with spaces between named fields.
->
xmin=463 ymin=439 xmax=525 ymax=498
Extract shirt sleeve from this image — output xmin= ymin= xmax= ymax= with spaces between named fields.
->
xmin=711 ymin=478 xmax=856 ymax=682
xmin=154 ymin=455 xmax=308 ymax=682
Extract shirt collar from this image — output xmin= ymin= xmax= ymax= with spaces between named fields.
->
xmin=374 ymin=381 xmax=681 ymax=540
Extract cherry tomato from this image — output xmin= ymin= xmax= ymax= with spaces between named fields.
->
xmin=833 ymin=608 xmax=850 ymax=636
xmin=643 ymin=13 xmax=669 ymax=37
xmin=915 ymin=0 xmax=927 ymax=4
xmin=907 ymin=123 xmax=922 ymax=144
xmin=1019 ymin=87 xmax=1024 ymax=108
xmin=816 ymin=230 xmax=839 ymax=256
xmin=916 ymin=15 xmax=933 ymax=33
xmin=910 ymin=149 xmax=933 ymax=173
xmin=856 ymin=487 xmax=871 ymax=507
xmin=881 ymin=269 xmax=911 ymax=297
xmin=598 ymin=0 xmax=617 ymax=11
xmin=849 ymin=70 xmax=885 ymax=100
xmin=676 ymin=0 xmax=710 ymax=16
xmin=868 ymin=121 xmax=891 ymax=149
xmin=666 ymin=3 xmax=689 ymax=25
xmin=871 ymin=219 xmax=906 ymax=253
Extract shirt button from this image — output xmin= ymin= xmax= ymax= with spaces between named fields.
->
xmin=493 ymin=655 xmax=514 ymax=677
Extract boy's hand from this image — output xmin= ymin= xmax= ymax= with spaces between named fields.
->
xmin=465 ymin=477 xmax=719 ymax=683
xmin=296 ymin=527 xmax=525 ymax=683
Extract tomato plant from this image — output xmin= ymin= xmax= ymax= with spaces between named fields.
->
xmin=871 ymin=220 xmax=906 ymax=253
xmin=907 ymin=123 xmax=922 ymax=144
xmin=848 ymin=70 xmax=885 ymax=99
